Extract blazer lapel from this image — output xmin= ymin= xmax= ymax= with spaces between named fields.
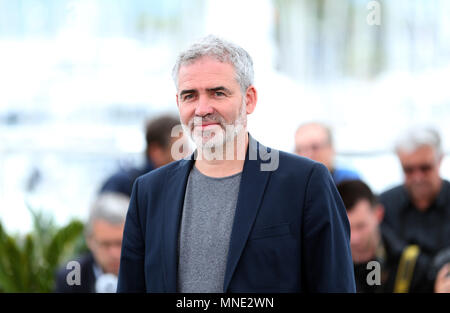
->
xmin=162 ymin=154 xmax=194 ymax=292
xmin=161 ymin=136 xmax=272 ymax=292
xmin=223 ymin=135 xmax=272 ymax=292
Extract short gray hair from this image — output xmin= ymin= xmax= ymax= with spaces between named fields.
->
xmin=85 ymin=192 xmax=130 ymax=238
xmin=172 ymin=35 xmax=254 ymax=93
xmin=395 ymin=127 xmax=443 ymax=158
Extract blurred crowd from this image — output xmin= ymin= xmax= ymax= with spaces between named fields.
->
xmin=296 ymin=122 xmax=450 ymax=293
xmin=53 ymin=115 xmax=449 ymax=293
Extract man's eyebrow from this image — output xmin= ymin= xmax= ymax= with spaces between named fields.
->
xmin=179 ymin=89 xmax=197 ymax=97
xmin=206 ymin=86 xmax=232 ymax=94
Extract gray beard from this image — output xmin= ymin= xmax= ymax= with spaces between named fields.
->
xmin=182 ymin=102 xmax=247 ymax=153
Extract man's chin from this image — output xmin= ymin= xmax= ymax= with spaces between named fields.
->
xmin=410 ymin=185 xmax=432 ymax=197
xmin=106 ymin=266 xmax=120 ymax=276
xmin=199 ymin=140 xmax=225 ymax=151
xmin=192 ymin=135 xmax=223 ymax=149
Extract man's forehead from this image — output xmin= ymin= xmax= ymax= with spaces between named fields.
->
xmin=177 ymin=81 xmax=239 ymax=96
xmin=297 ymin=126 xmax=328 ymax=142
xmin=398 ymin=145 xmax=437 ymax=159
xmin=348 ymin=199 xmax=375 ymax=219
xmin=93 ymin=219 xmax=124 ymax=230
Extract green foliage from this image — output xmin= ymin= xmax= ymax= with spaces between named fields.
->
xmin=0 ymin=207 xmax=85 ymax=292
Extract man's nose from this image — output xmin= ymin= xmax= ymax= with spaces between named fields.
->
xmin=297 ymin=149 xmax=315 ymax=160
xmin=194 ymin=95 xmax=214 ymax=116
xmin=409 ymin=170 xmax=426 ymax=182
xmin=302 ymin=150 xmax=314 ymax=158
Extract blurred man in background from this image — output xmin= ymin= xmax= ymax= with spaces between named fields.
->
xmin=54 ymin=192 xmax=129 ymax=293
xmin=294 ymin=122 xmax=360 ymax=184
xmin=380 ymin=127 xmax=450 ymax=258
xmin=337 ymin=180 xmax=432 ymax=292
xmin=99 ymin=114 xmax=188 ymax=197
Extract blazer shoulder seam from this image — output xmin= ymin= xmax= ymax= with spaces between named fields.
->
xmin=300 ymin=162 xmax=318 ymax=219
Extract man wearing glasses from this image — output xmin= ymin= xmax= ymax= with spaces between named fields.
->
xmin=380 ymin=127 xmax=450 ymax=260
xmin=294 ymin=122 xmax=360 ymax=184
xmin=55 ymin=192 xmax=129 ymax=293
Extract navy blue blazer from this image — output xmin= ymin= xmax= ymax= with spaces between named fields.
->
xmin=117 ymin=136 xmax=355 ymax=293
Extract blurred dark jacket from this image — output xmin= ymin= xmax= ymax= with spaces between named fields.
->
xmin=353 ymin=224 xmax=433 ymax=293
xmin=99 ymin=161 xmax=154 ymax=197
xmin=380 ymin=180 xmax=450 ymax=257
xmin=54 ymin=253 xmax=96 ymax=293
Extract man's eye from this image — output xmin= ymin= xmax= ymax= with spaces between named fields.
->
xmin=183 ymin=94 xmax=194 ymax=101
xmin=215 ymin=91 xmax=225 ymax=97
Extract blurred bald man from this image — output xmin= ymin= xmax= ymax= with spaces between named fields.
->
xmin=295 ymin=122 xmax=360 ymax=184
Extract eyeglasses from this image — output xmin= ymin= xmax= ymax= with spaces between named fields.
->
xmin=402 ymin=163 xmax=434 ymax=175
xmin=295 ymin=142 xmax=330 ymax=154
xmin=93 ymin=239 xmax=122 ymax=250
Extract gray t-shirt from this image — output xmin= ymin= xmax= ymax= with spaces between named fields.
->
xmin=177 ymin=165 xmax=242 ymax=293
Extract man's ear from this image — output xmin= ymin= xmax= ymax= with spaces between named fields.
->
xmin=245 ymin=86 xmax=257 ymax=115
xmin=374 ymin=204 xmax=385 ymax=223
xmin=176 ymin=93 xmax=180 ymax=108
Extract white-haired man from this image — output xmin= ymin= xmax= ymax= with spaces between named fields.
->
xmin=380 ymin=127 xmax=450 ymax=259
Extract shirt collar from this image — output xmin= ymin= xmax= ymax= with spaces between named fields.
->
xmin=403 ymin=179 xmax=449 ymax=213
xmin=92 ymin=262 xmax=104 ymax=280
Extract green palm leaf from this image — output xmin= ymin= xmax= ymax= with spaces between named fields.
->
xmin=0 ymin=208 xmax=84 ymax=292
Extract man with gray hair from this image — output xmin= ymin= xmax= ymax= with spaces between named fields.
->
xmin=55 ymin=192 xmax=130 ymax=293
xmin=118 ymin=35 xmax=355 ymax=293
xmin=380 ymin=127 xmax=450 ymax=259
